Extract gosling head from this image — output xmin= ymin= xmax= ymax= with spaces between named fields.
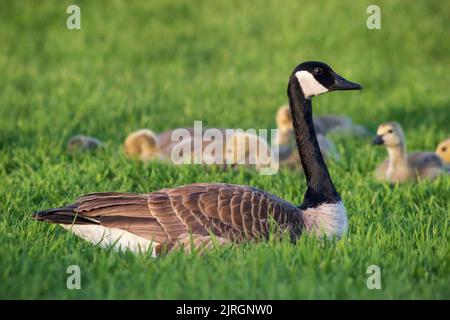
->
xmin=275 ymin=105 xmax=293 ymax=132
xmin=436 ymin=138 xmax=450 ymax=164
xmin=291 ymin=61 xmax=362 ymax=99
xmin=372 ymin=122 xmax=405 ymax=148
xmin=124 ymin=129 xmax=159 ymax=161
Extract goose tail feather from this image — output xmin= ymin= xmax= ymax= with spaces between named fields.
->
xmin=32 ymin=206 xmax=99 ymax=225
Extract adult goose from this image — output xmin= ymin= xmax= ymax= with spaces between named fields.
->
xmin=32 ymin=61 xmax=362 ymax=255
xmin=373 ymin=122 xmax=445 ymax=182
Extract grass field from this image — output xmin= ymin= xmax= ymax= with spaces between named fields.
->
xmin=0 ymin=0 xmax=449 ymax=299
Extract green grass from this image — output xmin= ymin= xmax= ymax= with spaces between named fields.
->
xmin=0 ymin=0 xmax=449 ymax=299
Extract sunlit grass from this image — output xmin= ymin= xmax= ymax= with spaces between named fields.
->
xmin=0 ymin=0 xmax=448 ymax=299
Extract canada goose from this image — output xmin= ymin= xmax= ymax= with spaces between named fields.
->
xmin=273 ymin=105 xmax=338 ymax=169
xmin=373 ymin=122 xmax=444 ymax=182
xmin=276 ymin=104 xmax=368 ymax=137
xmin=67 ymin=135 xmax=103 ymax=152
xmin=32 ymin=61 xmax=362 ymax=255
xmin=436 ymin=138 xmax=450 ymax=164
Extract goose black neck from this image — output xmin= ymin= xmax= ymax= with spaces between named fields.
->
xmin=287 ymin=77 xmax=341 ymax=209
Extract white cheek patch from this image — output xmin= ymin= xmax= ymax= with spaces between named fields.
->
xmin=295 ymin=71 xmax=329 ymax=99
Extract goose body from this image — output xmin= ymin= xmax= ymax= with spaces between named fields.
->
xmin=33 ymin=61 xmax=362 ymax=254
xmin=373 ymin=122 xmax=444 ymax=182
xmin=39 ymin=184 xmax=304 ymax=255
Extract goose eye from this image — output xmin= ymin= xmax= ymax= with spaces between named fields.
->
xmin=388 ymin=129 xmax=393 ymax=133
xmin=442 ymin=147 xmax=447 ymax=152
xmin=313 ymin=67 xmax=323 ymax=76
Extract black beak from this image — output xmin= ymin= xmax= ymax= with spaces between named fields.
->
xmin=330 ymin=72 xmax=362 ymax=91
xmin=372 ymin=135 xmax=384 ymax=145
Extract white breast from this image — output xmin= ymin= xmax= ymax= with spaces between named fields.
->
xmin=301 ymin=201 xmax=348 ymax=238
xmin=60 ymin=224 xmax=158 ymax=256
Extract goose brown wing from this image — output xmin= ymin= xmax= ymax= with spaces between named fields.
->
xmin=33 ymin=183 xmax=302 ymax=245
xmin=150 ymin=183 xmax=302 ymax=243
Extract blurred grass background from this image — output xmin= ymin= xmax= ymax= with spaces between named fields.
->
xmin=0 ymin=0 xmax=448 ymax=299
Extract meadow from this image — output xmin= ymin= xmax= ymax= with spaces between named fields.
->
xmin=0 ymin=0 xmax=449 ymax=299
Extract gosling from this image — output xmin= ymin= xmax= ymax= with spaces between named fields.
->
xmin=67 ymin=135 xmax=103 ymax=153
xmin=124 ymin=128 xmax=275 ymax=171
xmin=124 ymin=129 xmax=162 ymax=161
xmin=436 ymin=138 xmax=450 ymax=164
xmin=124 ymin=128 xmax=219 ymax=162
xmin=226 ymin=131 xmax=277 ymax=173
xmin=372 ymin=122 xmax=444 ymax=183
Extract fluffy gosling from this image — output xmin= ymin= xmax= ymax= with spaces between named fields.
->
xmin=67 ymin=135 xmax=103 ymax=153
xmin=372 ymin=122 xmax=444 ymax=182
xmin=436 ymin=138 xmax=450 ymax=164
xmin=123 ymin=129 xmax=161 ymax=161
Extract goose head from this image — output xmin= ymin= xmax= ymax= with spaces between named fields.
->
xmin=292 ymin=61 xmax=362 ymax=99
xmin=372 ymin=122 xmax=405 ymax=147
xmin=436 ymin=138 xmax=450 ymax=163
